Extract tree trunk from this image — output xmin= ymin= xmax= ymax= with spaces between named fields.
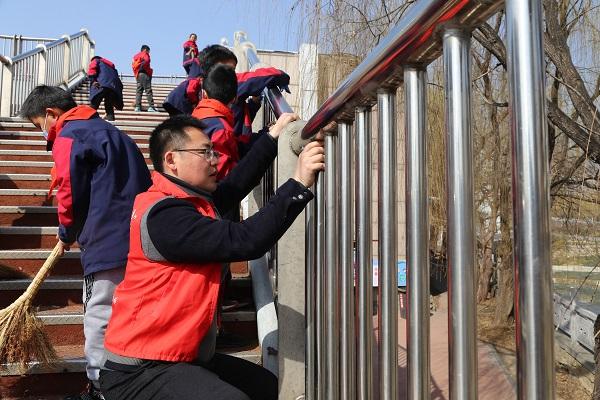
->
xmin=494 ymin=185 xmax=514 ymax=325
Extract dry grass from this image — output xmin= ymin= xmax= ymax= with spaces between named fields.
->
xmin=478 ymin=300 xmax=592 ymax=400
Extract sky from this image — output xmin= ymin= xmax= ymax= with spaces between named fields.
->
xmin=0 ymin=0 xmax=304 ymax=75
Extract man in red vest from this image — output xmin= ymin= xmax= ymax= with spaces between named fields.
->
xmin=132 ymin=45 xmax=157 ymax=112
xmin=100 ymin=114 xmax=324 ymax=400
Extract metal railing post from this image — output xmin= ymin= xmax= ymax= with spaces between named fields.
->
xmin=305 ymin=197 xmax=317 ymax=400
xmin=339 ymin=121 xmax=355 ymax=400
xmin=356 ymin=106 xmax=373 ymax=400
xmin=61 ymin=35 xmax=71 ymax=85
xmin=505 ymin=1 xmax=555 ymax=398
xmin=377 ymin=88 xmax=398 ymax=400
xmin=36 ymin=44 xmax=47 ymax=84
xmin=325 ymin=132 xmax=340 ymax=400
xmin=404 ymin=66 xmax=430 ymax=400
xmin=316 ymin=174 xmax=326 ymax=400
xmin=0 ymin=58 xmax=14 ymax=117
xmin=80 ymin=31 xmax=90 ymax=77
xmin=443 ymin=27 xmax=477 ymax=400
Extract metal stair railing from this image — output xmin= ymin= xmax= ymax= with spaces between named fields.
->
xmin=0 ymin=34 xmax=57 ymax=58
xmin=295 ymin=1 xmax=555 ymax=400
xmin=0 ymin=29 xmax=95 ymax=118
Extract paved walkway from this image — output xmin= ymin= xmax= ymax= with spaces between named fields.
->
xmin=372 ymin=309 xmax=516 ymax=399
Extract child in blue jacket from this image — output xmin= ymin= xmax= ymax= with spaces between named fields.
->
xmin=87 ymin=56 xmax=124 ymax=121
xmin=20 ymin=85 xmax=152 ymax=400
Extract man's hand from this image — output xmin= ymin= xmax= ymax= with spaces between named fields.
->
xmin=55 ymin=234 xmax=73 ymax=257
xmin=92 ymin=81 xmax=100 ymax=89
xmin=293 ymin=137 xmax=325 ymax=188
xmin=268 ymin=112 xmax=299 ymax=140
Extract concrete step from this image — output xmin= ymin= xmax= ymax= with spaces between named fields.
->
xmin=0 ymin=205 xmax=58 ymax=225
xmin=0 ymin=276 xmax=82 ymax=307
xmin=0 ymin=249 xmax=82 ymax=278
xmin=0 ymin=151 xmax=150 ymax=163
xmin=0 ymin=119 xmax=162 ymax=129
xmin=0 ymin=130 xmax=151 ymax=144
xmin=0 ymin=226 xmax=65 ymax=250
xmin=0 ymin=139 xmax=150 ymax=151
xmin=0 ymin=344 xmax=88 ymax=399
xmin=0 ymin=174 xmax=52 ymax=189
xmin=0 ymin=188 xmax=56 ymax=206
xmin=0 ymin=160 xmax=153 ymax=174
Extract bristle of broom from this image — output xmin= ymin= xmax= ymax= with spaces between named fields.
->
xmin=0 ymin=300 xmax=57 ymax=373
xmin=0 ymin=243 xmax=62 ymax=372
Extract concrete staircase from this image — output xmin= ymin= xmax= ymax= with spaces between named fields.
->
xmin=0 ymin=81 xmax=259 ymax=399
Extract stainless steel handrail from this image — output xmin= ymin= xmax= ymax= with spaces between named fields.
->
xmin=301 ymin=0 xmax=503 ymax=139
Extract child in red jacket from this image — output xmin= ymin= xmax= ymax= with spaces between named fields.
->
xmin=191 ymin=65 xmax=240 ymax=180
xmin=132 ymin=45 xmax=157 ymax=112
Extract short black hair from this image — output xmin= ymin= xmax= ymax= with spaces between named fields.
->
xmin=189 ymin=33 xmax=197 ymax=38
xmin=203 ymin=65 xmax=237 ymax=104
xmin=198 ymin=45 xmax=237 ymax=77
xmin=141 ymin=45 xmax=150 ymax=52
xmin=150 ymin=115 xmax=207 ymax=173
xmin=20 ymin=85 xmax=77 ymax=119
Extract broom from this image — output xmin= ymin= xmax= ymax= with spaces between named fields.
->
xmin=0 ymin=242 xmax=62 ymax=372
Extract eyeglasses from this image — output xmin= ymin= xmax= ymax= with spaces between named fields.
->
xmin=172 ymin=148 xmax=220 ymax=162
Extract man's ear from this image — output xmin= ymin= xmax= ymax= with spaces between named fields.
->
xmin=164 ymin=151 xmax=177 ymax=173
xmin=45 ymin=107 xmax=63 ymax=119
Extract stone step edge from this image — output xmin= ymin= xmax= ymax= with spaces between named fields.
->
xmin=0 ymin=226 xmax=58 ymax=234
xmin=0 ymin=174 xmax=51 ymax=181
xmin=0 ymin=205 xmax=56 ymax=213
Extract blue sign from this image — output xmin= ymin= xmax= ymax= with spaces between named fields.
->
xmin=371 ymin=259 xmax=407 ymax=287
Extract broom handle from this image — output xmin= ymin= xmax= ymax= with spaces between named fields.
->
xmin=9 ymin=242 xmax=63 ymax=308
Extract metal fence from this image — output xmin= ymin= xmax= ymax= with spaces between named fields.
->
xmin=0 ymin=34 xmax=56 ymax=58
xmin=0 ymin=29 xmax=95 ymax=117
xmin=295 ymin=0 xmax=554 ymax=399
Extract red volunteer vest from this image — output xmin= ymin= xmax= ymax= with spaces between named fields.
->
xmin=104 ymin=172 xmax=222 ymax=362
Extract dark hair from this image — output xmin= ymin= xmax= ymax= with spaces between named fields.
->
xmin=150 ymin=115 xmax=207 ymax=173
xmin=198 ymin=45 xmax=237 ymax=77
xmin=20 ymin=85 xmax=77 ymax=119
xmin=189 ymin=33 xmax=197 ymax=38
xmin=203 ymin=65 xmax=237 ymax=104
xmin=141 ymin=45 xmax=150 ymax=52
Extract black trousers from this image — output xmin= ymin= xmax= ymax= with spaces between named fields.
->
xmin=91 ymin=90 xmax=115 ymax=117
xmin=99 ymin=353 xmax=277 ymax=400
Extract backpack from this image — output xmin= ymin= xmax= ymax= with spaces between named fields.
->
xmin=132 ymin=56 xmax=142 ymax=76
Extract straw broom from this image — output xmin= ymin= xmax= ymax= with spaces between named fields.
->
xmin=0 ymin=242 xmax=62 ymax=372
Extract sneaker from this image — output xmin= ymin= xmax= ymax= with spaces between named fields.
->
xmin=134 ymin=106 xmax=141 ymax=112
xmin=104 ymin=114 xmax=115 ymax=122
xmin=147 ymin=107 xmax=158 ymax=113
xmin=64 ymin=381 xmax=105 ymax=400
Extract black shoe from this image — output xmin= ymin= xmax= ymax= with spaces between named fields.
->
xmin=104 ymin=114 xmax=115 ymax=122
xmin=64 ymin=381 xmax=105 ymax=400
